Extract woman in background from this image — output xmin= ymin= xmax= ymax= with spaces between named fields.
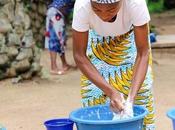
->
xmin=45 ymin=0 xmax=75 ymax=75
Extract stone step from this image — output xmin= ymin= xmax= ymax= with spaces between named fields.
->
xmin=151 ymin=35 xmax=175 ymax=59
xmin=152 ymin=35 xmax=175 ymax=48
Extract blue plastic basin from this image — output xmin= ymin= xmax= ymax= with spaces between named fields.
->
xmin=0 ymin=126 xmax=6 ymax=130
xmin=69 ymin=105 xmax=148 ymax=130
xmin=44 ymin=118 xmax=74 ymax=130
xmin=167 ymin=108 xmax=175 ymax=130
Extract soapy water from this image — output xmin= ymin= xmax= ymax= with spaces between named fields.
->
xmin=112 ymin=111 xmax=133 ymax=120
xmin=77 ymin=105 xmax=139 ymax=121
xmin=78 ymin=95 xmax=134 ymax=121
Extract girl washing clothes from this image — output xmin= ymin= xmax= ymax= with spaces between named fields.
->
xmin=72 ymin=0 xmax=155 ymax=129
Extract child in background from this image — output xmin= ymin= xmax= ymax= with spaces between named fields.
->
xmin=45 ymin=0 xmax=75 ymax=75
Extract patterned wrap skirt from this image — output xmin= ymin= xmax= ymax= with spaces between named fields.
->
xmin=45 ymin=7 xmax=66 ymax=55
xmin=81 ymin=29 xmax=155 ymax=130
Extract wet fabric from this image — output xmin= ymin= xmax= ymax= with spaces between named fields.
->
xmin=112 ymin=96 xmax=134 ymax=120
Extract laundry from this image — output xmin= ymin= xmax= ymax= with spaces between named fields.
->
xmin=112 ymin=97 xmax=134 ymax=120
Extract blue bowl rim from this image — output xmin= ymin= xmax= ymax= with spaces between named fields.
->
xmin=69 ymin=105 xmax=148 ymax=125
xmin=167 ymin=108 xmax=175 ymax=120
xmin=44 ymin=118 xmax=74 ymax=127
xmin=0 ymin=126 xmax=6 ymax=130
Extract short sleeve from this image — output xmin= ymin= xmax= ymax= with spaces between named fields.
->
xmin=130 ymin=0 xmax=151 ymax=26
xmin=72 ymin=7 xmax=90 ymax=32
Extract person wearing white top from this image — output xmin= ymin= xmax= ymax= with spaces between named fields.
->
xmin=72 ymin=0 xmax=155 ymax=129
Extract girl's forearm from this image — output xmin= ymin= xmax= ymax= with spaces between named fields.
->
xmin=74 ymin=54 xmax=116 ymax=97
xmin=128 ymin=50 xmax=150 ymax=101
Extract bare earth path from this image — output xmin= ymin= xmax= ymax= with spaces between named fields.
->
xmin=0 ymin=42 xmax=82 ymax=130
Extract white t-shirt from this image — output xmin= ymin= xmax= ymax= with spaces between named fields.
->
xmin=72 ymin=0 xmax=150 ymax=36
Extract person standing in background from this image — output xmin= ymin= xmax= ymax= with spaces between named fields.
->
xmin=45 ymin=0 xmax=75 ymax=75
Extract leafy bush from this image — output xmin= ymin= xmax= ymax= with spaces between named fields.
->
xmin=147 ymin=0 xmax=164 ymax=13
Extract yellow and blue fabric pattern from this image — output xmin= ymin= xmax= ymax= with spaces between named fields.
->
xmin=81 ymin=29 xmax=155 ymax=130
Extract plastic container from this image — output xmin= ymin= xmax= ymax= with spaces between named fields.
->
xmin=167 ymin=108 xmax=175 ymax=130
xmin=150 ymin=33 xmax=157 ymax=43
xmin=0 ymin=126 xmax=6 ymax=130
xmin=44 ymin=118 xmax=74 ymax=130
xmin=70 ymin=105 xmax=148 ymax=130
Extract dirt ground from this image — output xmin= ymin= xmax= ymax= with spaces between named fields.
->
xmin=150 ymin=9 xmax=175 ymax=35
xmin=0 ymin=10 xmax=175 ymax=130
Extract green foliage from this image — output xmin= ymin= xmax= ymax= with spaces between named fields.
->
xmin=147 ymin=0 xmax=164 ymax=13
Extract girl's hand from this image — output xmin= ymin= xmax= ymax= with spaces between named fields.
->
xmin=110 ymin=91 xmax=125 ymax=113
